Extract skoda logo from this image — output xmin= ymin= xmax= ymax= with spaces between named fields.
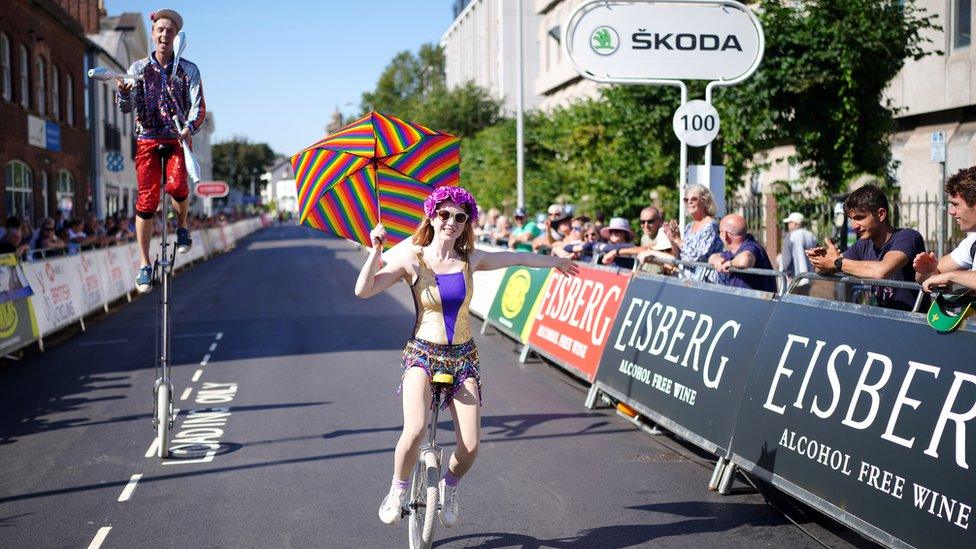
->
xmin=590 ymin=26 xmax=619 ymax=55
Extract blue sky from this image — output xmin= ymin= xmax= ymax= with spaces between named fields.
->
xmin=105 ymin=1 xmax=454 ymax=156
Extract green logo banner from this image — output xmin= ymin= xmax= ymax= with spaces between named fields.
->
xmin=0 ymin=297 xmax=38 ymax=355
xmin=486 ymin=266 xmax=552 ymax=343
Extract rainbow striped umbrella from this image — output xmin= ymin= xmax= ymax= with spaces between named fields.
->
xmin=291 ymin=111 xmax=460 ymax=249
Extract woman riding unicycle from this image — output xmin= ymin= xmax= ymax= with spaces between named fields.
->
xmin=354 ymin=187 xmax=577 ymax=544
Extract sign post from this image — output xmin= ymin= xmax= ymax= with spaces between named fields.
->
xmin=563 ymin=0 xmax=764 ymax=228
xmin=931 ymin=131 xmax=947 ymax=257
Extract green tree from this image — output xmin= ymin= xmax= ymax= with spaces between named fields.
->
xmin=360 ymin=44 xmax=501 ymax=138
xmin=213 ymin=137 xmax=277 ymax=191
xmin=716 ymin=0 xmax=939 ymax=193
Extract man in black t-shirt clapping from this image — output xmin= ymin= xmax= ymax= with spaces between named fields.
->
xmin=806 ymin=184 xmax=925 ymax=311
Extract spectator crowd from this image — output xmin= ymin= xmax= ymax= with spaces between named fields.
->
xmin=472 ymin=165 xmax=976 ymax=313
xmin=0 ymin=210 xmax=249 ymax=261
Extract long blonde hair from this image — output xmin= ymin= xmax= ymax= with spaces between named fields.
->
xmin=411 ymin=207 xmax=476 ymax=257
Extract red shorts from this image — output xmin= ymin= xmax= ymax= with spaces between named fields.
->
xmin=135 ymin=137 xmax=190 ymax=214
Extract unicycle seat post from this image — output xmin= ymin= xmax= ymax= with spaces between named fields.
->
xmin=427 ymin=370 xmax=455 ymax=443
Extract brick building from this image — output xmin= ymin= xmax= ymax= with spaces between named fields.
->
xmin=1 ymin=0 xmax=98 ymax=225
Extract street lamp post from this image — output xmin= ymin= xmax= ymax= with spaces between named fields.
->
xmin=515 ymin=0 xmax=525 ymax=210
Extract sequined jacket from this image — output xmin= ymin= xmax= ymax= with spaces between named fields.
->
xmin=117 ymin=53 xmax=206 ymax=140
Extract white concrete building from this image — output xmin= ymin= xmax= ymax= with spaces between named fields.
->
xmin=87 ymin=11 xmax=147 ymax=218
xmin=260 ymin=158 xmax=297 ymax=215
xmin=888 ymin=0 xmax=973 ymax=198
xmin=534 ymin=0 xmax=605 ymax=113
xmin=441 ymin=0 xmax=541 ymax=115
xmin=194 ymin=110 xmax=215 ymax=182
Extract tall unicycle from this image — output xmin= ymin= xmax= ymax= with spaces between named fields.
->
xmin=408 ymin=369 xmax=454 ymax=549
xmin=152 ymin=143 xmax=177 ymax=459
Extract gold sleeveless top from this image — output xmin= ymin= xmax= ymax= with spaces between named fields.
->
xmin=409 ymin=251 xmax=474 ymax=345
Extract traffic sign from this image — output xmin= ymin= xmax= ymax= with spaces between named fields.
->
xmin=930 ymin=131 xmax=946 ymax=163
xmin=673 ymin=101 xmax=720 ymax=147
xmin=194 ymin=181 xmax=229 ymax=198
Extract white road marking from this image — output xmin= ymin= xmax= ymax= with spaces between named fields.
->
xmin=180 ymin=387 xmax=192 ymax=401
xmin=117 ymin=474 xmax=143 ymax=502
xmin=191 ymin=369 xmax=203 ymax=382
xmin=175 ymin=333 xmax=221 ymax=339
xmin=215 ymin=332 xmax=223 ymax=341
xmin=87 ymin=526 xmax=111 ymax=549
xmin=78 ymin=339 xmax=128 ymax=346
xmin=145 ymin=438 xmax=159 ymax=458
xmin=209 ymin=342 xmax=217 ymax=352
xmin=200 ymin=354 xmax=210 ymax=366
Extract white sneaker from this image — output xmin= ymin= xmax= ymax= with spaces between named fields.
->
xmin=439 ymin=479 xmax=459 ymax=527
xmin=378 ymin=486 xmax=408 ymax=525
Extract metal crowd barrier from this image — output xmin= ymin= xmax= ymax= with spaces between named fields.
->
xmin=643 ymin=256 xmax=789 ymax=296
xmin=791 ymin=272 xmax=926 ymax=312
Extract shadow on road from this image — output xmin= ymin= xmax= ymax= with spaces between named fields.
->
xmin=435 ymin=501 xmax=786 ymax=548
xmin=322 ymin=412 xmax=616 ymax=442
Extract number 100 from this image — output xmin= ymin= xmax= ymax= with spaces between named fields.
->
xmin=680 ymin=114 xmax=716 ymax=132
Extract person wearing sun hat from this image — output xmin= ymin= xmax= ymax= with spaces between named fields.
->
xmin=356 ymin=186 xmax=579 ymax=529
xmin=563 ymin=217 xmax=637 ymax=269
xmin=117 ymin=8 xmax=206 ymax=293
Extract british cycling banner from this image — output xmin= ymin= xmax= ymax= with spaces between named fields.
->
xmin=596 ymin=275 xmax=774 ymax=455
xmin=526 ymin=265 xmax=630 ymax=382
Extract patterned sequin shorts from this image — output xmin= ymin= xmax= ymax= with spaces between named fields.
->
xmin=399 ymin=338 xmax=482 ymax=410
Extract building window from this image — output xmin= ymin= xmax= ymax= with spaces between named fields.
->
xmin=57 ymin=170 xmax=74 ymax=216
xmin=41 ymin=170 xmax=49 ymax=218
xmin=66 ymin=74 xmax=74 ymax=126
xmin=19 ymin=45 xmax=28 ymax=109
xmin=5 ymin=161 xmax=34 ymax=221
xmin=1 ymin=33 xmax=10 ymax=102
xmin=106 ymin=185 xmax=120 ymax=216
xmin=51 ymin=65 xmax=60 ymax=121
xmin=954 ymin=0 xmax=972 ymax=49
xmin=36 ymin=55 xmax=45 ymax=115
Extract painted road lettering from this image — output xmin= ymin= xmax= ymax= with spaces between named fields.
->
xmin=163 ymin=383 xmax=238 ymax=465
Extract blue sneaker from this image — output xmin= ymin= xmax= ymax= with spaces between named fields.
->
xmin=176 ymin=228 xmax=192 ymax=254
xmin=135 ymin=265 xmax=153 ymax=294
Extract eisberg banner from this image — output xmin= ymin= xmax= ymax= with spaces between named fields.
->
xmin=731 ymin=296 xmax=976 ymax=548
xmin=527 ymin=266 xmax=630 ymax=382
xmin=597 ymin=275 xmax=774 ymax=454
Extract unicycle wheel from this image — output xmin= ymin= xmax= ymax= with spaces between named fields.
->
xmin=156 ymin=383 xmax=170 ymax=458
xmin=408 ymin=450 xmax=439 ymax=549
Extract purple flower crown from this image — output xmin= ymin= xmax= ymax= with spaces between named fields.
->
xmin=423 ymin=186 xmax=479 ymax=222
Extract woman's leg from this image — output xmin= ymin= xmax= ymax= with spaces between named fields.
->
xmin=446 ymin=378 xmax=481 ymax=478
xmin=393 ymin=367 xmax=431 ymax=481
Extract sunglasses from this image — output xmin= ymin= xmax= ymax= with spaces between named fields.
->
xmin=683 ymin=196 xmax=700 ymax=203
xmin=436 ymin=210 xmax=469 ymax=224
xmin=640 ymin=219 xmax=659 ymax=225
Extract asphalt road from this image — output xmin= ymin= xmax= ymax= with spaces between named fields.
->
xmin=0 ymin=225 xmax=874 ymax=548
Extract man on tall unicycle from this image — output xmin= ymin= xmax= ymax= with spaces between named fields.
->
xmin=118 ymin=8 xmax=206 ymax=293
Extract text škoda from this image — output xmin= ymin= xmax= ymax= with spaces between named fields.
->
xmin=630 ymin=30 xmax=743 ymax=52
